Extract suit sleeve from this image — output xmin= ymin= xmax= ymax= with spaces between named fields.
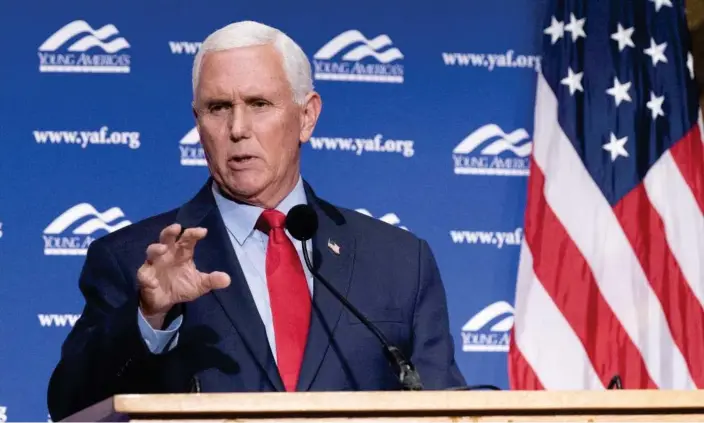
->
xmin=410 ymin=239 xmax=467 ymax=389
xmin=47 ymin=240 xmax=183 ymax=421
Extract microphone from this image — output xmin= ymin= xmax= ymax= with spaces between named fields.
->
xmin=190 ymin=375 xmax=201 ymax=393
xmin=285 ymin=204 xmax=424 ymax=391
xmin=607 ymin=374 xmax=623 ymax=389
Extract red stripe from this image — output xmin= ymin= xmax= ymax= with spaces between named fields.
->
xmin=670 ymin=125 xmax=704 ymax=215
xmin=523 ymin=161 xmax=657 ymax=389
xmin=613 ymin=182 xmax=704 ymax=387
xmin=508 ymin=326 xmax=545 ymax=389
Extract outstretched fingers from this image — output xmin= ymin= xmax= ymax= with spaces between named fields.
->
xmin=203 ymin=271 xmax=231 ymax=291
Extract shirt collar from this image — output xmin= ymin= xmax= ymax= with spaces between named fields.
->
xmin=211 ymin=175 xmax=307 ymax=246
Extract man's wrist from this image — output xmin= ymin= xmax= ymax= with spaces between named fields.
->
xmin=139 ymin=302 xmax=170 ymax=330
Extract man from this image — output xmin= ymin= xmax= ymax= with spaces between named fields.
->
xmin=47 ymin=20 xmax=465 ymax=421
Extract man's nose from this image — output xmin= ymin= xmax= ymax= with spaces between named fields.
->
xmin=228 ymin=105 xmax=251 ymax=141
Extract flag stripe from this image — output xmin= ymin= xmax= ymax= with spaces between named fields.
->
xmin=512 ymin=240 xmax=603 ymax=389
xmin=614 ymin=183 xmax=704 ymax=388
xmin=510 ymin=240 xmax=544 ymax=390
xmin=508 ymin=326 xmax=545 ymax=390
xmin=644 ymin=148 xmax=704 ymax=310
xmin=525 ymin=160 xmax=657 ymax=389
xmin=527 ymin=74 xmax=695 ymax=389
xmin=670 ymin=126 xmax=704 ymax=216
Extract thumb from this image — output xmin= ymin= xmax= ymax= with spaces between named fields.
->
xmin=203 ymin=271 xmax=231 ymax=290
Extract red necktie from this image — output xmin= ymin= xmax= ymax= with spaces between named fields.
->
xmin=257 ymin=209 xmax=311 ymax=391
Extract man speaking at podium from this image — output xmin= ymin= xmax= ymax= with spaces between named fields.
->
xmin=47 ymin=20 xmax=465 ymax=421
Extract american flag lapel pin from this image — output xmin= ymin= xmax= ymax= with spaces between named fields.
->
xmin=327 ymin=239 xmax=341 ymax=255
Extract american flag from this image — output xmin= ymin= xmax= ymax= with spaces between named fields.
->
xmin=509 ymin=0 xmax=704 ymax=389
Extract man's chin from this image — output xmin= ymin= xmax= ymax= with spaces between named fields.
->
xmin=218 ymin=175 xmax=270 ymax=203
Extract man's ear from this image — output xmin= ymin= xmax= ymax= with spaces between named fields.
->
xmin=299 ymin=91 xmax=322 ymax=144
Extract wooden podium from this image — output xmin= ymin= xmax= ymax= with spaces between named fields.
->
xmin=63 ymin=390 xmax=704 ymax=422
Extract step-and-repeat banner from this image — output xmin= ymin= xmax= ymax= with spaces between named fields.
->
xmin=0 ymin=1 xmax=545 ymax=420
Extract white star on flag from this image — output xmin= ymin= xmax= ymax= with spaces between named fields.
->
xmin=564 ymin=13 xmax=586 ymax=41
xmin=544 ymin=16 xmax=565 ymax=44
xmin=646 ymin=92 xmax=665 ymax=120
xmin=603 ymin=133 xmax=629 ymax=161
xmin=688 ymin=52 xmax=695 ymax=79
xmin=649 ymin=0 xmax=673 ymax=12
xmin=561 ymin=67 xmax=584 ymax=95
xmin=606 ymin=77 xmax=632 ymax=106
xmin=644 ymin=38 xmax=668 ymax=66
xmin=611 ymin=23 xmax=635 ymax=52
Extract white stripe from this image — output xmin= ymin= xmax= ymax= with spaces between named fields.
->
xmin=513 ymin=241 xmax=603 ymax=389
xmin=180 ymin=159 xmax=207 ymax=166
xmin=531 ymin=73 xmax=695 ymax=389
xmin=645 ymin=151 xmax=704 ymax=309
xmin=313 ymin=73 xmax=403 ymax=83
xmin=39 ymin=65 xmax=129 ymax=73
xmin=44 ymin=248 xmax=87 ymax=255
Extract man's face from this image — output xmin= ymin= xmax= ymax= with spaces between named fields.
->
xmin=193 ymin=44 xmax=320 ymax=206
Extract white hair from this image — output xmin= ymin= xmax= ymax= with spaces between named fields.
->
xmin=192 ymin=20 xmax=313 ymax=105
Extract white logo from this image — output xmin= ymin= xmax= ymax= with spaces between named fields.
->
xmin=0 ymin=222 xmax=3 ymax=239
xmin=461 ymin=301 xmax=514 ymax=352
xmin=33 ymin=127 xmax=141 ymax=149
xmin=179 ymin=127 xmax=206 ymax=166
xmin=43 ymin=203 xmax=131 ymax=255
xmin=313 ymin=30 xmax=404 ymax=83
xmin=308 ymin=134 xmax=414 ymax=158
xmin=355 ymin=209 xmax=408 ymax=231
xmin=38 ymin=20 xmax=131 ymax=73
xmin=0 ymin=406 xmax=7 ymax=423
xmin=453 ymin=124 xmax=532 ymax=176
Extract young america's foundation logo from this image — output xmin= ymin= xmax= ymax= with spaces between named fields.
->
xmin=461 ymin=301 xmax=514 ymax=352
xmin=179 ymin=127 xmax=206 ymax=166
xmin=453 ymin=124 xmax=532 ymax=176
xmin=313 ymin=30 xmax=404 ymax=83
xmin=43 ymin=203 xmax=131 ymax=255
xmin=38 ymin=20 xmax=131 ymax=73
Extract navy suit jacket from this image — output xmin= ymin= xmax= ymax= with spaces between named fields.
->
xmin=47 ymin=179 xmax=466 ymax=421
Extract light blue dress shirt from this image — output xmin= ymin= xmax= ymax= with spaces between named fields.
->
xmin=137 ymin=175 xmax=314 ymax=361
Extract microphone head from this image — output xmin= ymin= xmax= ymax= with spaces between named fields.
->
xmin=286 ymin=204 xmax=318 ymax=241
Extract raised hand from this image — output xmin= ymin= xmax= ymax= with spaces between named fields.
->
xmin=137 ymin=223 xmax=231 ymax=329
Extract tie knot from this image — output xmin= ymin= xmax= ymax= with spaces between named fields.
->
xmin=257 ymin=209 xmax=286 ymax=233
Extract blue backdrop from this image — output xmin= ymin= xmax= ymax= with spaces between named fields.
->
xmin=0 ymin=1 xmax=546 ymax=420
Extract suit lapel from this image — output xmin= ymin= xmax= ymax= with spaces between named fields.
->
xmin=175 ymin=179 xmax=284 ymax=392
xmin=296 ymin=183 xmax=356 ymax=391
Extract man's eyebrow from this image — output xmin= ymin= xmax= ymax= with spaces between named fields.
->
xmin=200 ymin=97 xmax=232 ymax=107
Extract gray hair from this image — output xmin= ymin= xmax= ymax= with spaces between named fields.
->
xmin=192 ymin=20 xmax=314 ymax=105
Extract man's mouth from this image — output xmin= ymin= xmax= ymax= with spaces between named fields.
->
xmin=230 ymin=155 xmax=255 ymax=163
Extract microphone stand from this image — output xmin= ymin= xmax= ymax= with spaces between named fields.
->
xmin=301 ymin=242 xmax=424 ymax=391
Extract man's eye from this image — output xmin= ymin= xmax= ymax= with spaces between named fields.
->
xmin=251 ymin=100 xmax=269 ymax=108
xmin=209 ymin=103 xmax=231 ymax=113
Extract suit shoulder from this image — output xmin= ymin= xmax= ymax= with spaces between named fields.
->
xmin=335 ymin=204 xmax=422 ymax=246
